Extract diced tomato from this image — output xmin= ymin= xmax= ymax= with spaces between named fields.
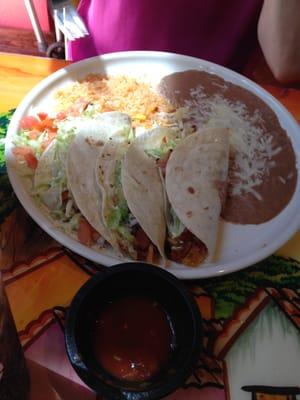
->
xmin=12 ymin=146 xmax=38 ymax=170
xmin=77 ymin=217 xmax=101 ymax=246
xmin=20 ymin=116 xmax=40 ymax=130
xmin=38 ymin=117 xmax=56 ymax=131
xmin=25 ymin=152 xmax=38 ymax=170
xmin=78 ymin=217 xmax=94 ymax=246
xmin=37 ymin=112 xmax=48 ymax=121
xmin=20 ymin=114 xmax=56 ymax=133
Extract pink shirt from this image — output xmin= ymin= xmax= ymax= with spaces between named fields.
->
xmin=69 ymin=0 xmax=263 ymax=71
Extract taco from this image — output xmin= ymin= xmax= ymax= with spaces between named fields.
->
xmin=96 ymin=140 xmax=166 ymax=262
xmin=66 ymin=112 xmax=132 ymax=244
xmin=33 ymin=125 xmax=75 ymax=214
xmin=122 ymin=143 xmax=166 ymax=259
xmin=34 ymin=139 xmax=63 ymax=210
xmin=135 ymin=126 xmax=229 ymax=266
xmin=165 ymin=128 xmax=230 ymax=265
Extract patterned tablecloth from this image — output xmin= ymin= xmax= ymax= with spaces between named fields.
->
xmin=0 ymin=53 xmax=300 ymax=400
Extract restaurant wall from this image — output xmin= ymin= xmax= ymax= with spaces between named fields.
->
xmin=0 ymin=0 xmax=51 ymax=32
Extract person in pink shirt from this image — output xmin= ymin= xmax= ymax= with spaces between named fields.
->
xmin=69 ymin=0 xmax=300 ymax=83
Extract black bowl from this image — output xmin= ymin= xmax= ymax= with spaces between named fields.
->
xmin=65 ymin=263 xmax=202 ymax=400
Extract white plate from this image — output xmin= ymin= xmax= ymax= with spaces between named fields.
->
xmin=5 ymin=51 xmax=300 ymax=279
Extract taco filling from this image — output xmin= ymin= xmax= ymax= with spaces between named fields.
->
xmin=97 ymin=141 xmax=165 ymax=262
xmin=136 ymin=126 xmax=229 ymax=266
xmin=147 ymin=134 xmax=207 ymax=266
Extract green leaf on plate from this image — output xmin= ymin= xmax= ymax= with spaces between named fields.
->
xmin=0 ymin=109 xmax=18 ymax=223
xmin=0 ymin=109 xmax=15 ymax=172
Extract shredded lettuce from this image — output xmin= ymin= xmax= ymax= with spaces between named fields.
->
xmin=127 ymin=128 xmax=135 ymax=142
xmin=145 ymin=137 xmax=178 ymax=159
xmin=107 ymin=206 xmax=134 ymax=242
xmin=15 ymin=110 xmax=137 ymax=239
xmin=145 ymin=148 xmax=164 ymax=159
xmin=106 ymin=158 xmax=135 ymax=242
xmin=33 ymin=123 xmax=76 ymax=219
xmin=13 ymin=130 xmax=47 ymax=157
xmin=167 ymin=207 xmax=185 ymax=238
xmin=83 ymin=104 xmax=98 ymax=117
xmin=114 ymin=159 xmax=122 ymax=188
xmin=69 ymin=213 xmax=81 ymax=230
xmin=107 ymin=202 xmax=129 ymax=230
xmin=50 ymin=209 xmax=65 ymax=220
xmin=117 ymin=225 xmax=134 ymax=242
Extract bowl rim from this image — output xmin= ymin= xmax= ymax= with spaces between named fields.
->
xmin=65 ymin=262 xmax=202 ymax=399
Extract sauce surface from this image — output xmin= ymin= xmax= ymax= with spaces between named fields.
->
xmin=92 ymin=295 xmax=173 ymax=381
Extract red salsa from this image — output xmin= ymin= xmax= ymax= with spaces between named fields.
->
xmin=92 ymin=295 xmax=174 ymax=381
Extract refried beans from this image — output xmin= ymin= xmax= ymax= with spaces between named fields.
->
xmin=159 ymin=70 xmax=297 ymax=225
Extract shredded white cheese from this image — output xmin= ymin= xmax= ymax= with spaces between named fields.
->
xmin=173 ymin=86 xmax=282 ymax=200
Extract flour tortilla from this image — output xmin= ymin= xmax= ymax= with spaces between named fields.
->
xmin=165 ymin=128 xmax=230 ymax=260
xmin=96 ymin=141 xmax=132 ymax=257
xmin=34 ymin=140 xmax=60 ymax=209
xmin=66 ymin=112 xmax=131 ymax=244
xmin=60 ymin=111 xmax=132 ymax=141
xmin=34 ymin=135 xmax=73 ymax=210
xmin=122 ymin=143 xmax=166 ymax=259
xmin=96 ymin=140 xmax=166 ymax=260
xmin=135 ymin=126 xmax=180 ymax=149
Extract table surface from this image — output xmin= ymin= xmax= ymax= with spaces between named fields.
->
xmin=1 ymin=52 xmax=300 ymax=400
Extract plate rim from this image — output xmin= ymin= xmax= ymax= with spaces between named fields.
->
xmin=5 ymin=50 xmax=300 ymax=279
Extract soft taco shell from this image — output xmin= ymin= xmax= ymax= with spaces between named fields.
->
xmin=34 ymin=140 xmax=60 ymax=210
xmin=67 ymin=112 xmax=132 ymax=245
xmin=121 ymin=143 xmax=166 ymax=259
xmin=67 ymin=133 xmax=112 ymax=243
xmin=165 ymin=128 xmax=230 ymax=261
xmin=96 ymin=140 xmax=130 ymax=257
